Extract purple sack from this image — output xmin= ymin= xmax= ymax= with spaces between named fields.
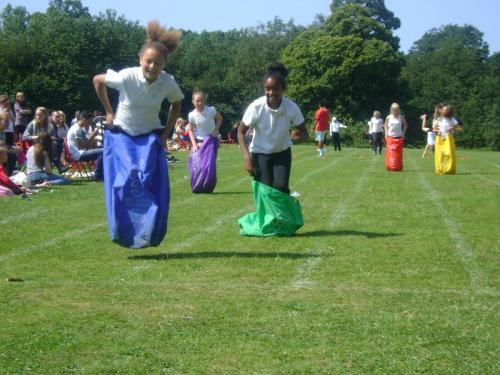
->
xmin=188 ymin=136 xmax=219 ymax=193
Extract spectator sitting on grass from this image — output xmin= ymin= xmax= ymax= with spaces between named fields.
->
xmin=0 ymin=144 xmax=30 ymax=196
xmin=26 ymin=131 xmax=70 ymax=186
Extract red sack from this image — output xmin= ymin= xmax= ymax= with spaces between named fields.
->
xmin=385 ymin=137 xmax=404 ymax=171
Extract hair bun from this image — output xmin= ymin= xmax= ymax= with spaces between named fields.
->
xmin=267 ymin=63 xmax=288 ymax=78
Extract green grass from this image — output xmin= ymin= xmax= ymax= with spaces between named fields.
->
xmin=1 ymin=145 xmax=499 ymax=374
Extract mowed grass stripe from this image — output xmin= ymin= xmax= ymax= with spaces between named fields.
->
xmin=412 ymin=159 xmax=488 ymax=293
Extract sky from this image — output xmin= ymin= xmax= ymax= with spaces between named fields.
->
xmin=1 ymin=0 xmax=498 ymax=54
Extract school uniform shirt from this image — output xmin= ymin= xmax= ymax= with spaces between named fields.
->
xmin=368 ymin=117 xmax=384 ymax=133
xmin=330 ymin=119 xmax=346 ymax=133
xmin=66 ymin=125 xmax=88 ymax=160
xmin=106 ymin=67 xmax=184 ymax=136
xmin=243 ymin=96 xmax=304 ymax=154
xmin=314 ymin=107 xmax=329 ymax=132
xmin=188 ymin=106 xmax=217 ymax=140
xmin=386 ymin=114 xmax=404 ymax=138
xmin=436 ymin=117 xmax=458 ymax=138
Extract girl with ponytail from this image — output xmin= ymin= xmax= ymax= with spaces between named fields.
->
xmin=93 ymin=21 xmax=185 ymax=248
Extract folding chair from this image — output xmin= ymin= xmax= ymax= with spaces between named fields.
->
xmin=63 ymin=138 xmax=95 ymax=180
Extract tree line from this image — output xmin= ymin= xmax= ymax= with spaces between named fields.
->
xmin=0 ymin=0 xmax=498 ymax=149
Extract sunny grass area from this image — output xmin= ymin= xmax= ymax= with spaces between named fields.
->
xmin=0 ymin=145 xmax=499 ymax=374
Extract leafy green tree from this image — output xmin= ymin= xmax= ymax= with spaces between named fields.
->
xmin=330 ymin=0 xmax=401 ymax=31
xmin=402 ymin=24 xmax=495 ymax=148
xmin=281 ymin=3 xmax=403 ymax=137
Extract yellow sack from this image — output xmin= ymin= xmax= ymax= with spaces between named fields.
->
xmin=435 ymin=134 xmax=456 ymax=175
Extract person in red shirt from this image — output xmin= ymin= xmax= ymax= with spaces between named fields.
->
xmin=314 ymin=100 xmax=329 ymax=157
xmin=0 ymin=145 xmax=25 ymax=196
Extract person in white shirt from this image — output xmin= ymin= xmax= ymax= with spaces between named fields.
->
xmin=368 ymin=111 xmax=384 ymax=154
xmin=66 ymin=110 xmax=103 ymax=180
xmin=432 ymin=104 xmax=463 ymax=174
xmin=384 ymin=103 xmax=408 ymax=138
xmin=420 ymin=103 xmax=442 ymax=158
xmin=187 ymin=89 xmax=222 ymax=152
xmin=93 ymin=21 xmax=184 ymax=248
xmin=237 ymin=63 xmax=308 ymax=194
xmin=329 ymin=116 xmax=347 ymax=151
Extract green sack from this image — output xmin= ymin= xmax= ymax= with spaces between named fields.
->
xmin=239 ymin=180 xmax=304 ymax=237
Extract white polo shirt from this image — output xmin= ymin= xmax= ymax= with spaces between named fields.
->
xmin=188 ymin=106 xmax=217 ymax=140
xmin=243 ymin=96 xmax=304 ymax=154
xmin=106 ymin=67 xmax=184 ymax=136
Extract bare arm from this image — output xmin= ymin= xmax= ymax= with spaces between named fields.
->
xmin=187 ymin=122 xmax=198 ymax=152
xmin=237 ymin=122 xmax=253 ymax=176
xmin=293 ymin=122 xmax=309 ymax=142
xmin=93 ymin=74 xmax=114 ymax=125
xmin=420 ymin=114 xmax=429 ymax=132
xmin=161 ymin=101 xmax=181 ymax=146
xmin=212 ymin=112 xmax=223 ymax=137
xmin=384 ymin=117 xmax=388 ymax=136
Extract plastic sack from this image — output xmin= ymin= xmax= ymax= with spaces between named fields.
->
xmin=103 ymin=130 xmax=169 ymax=248
xmin=239 ymin=179 xmax=304 ymax=237
xmin=385 ymin=136 xmax=404 ymax=171
xmin=435 ymin=134 xmax=456 ymax=175
xmin=188 ymin=136 xmax=219 ymax=193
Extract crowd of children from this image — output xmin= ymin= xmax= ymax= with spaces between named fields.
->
xmin=1 ymin=20 xmax=465 ymax=247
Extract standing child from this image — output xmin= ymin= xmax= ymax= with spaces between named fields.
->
xmin=93 ymin=20 xmax=184 ymax=248
xmin=314 ymin=100 xmax=329 ymax=157
xmin=368 ymin=111 xmax=384 ymax=154
xmin=384 ymin=103 xmax=408 ymax=171
xmin=433 ymin=104 xmax=462 ymax=174
xmin=420 ymin=103 xmax=442 ymax=158
xmin=237 ymin=63 xmax=308 ymax=236
xmin=186 ymin=89 xmax=222 ymax=193
xmin=329 ymin=116 xmax=347 ymax=151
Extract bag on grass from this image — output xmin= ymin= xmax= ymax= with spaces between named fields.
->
xmin=188 ymin=136 xmax=219 ymax=193
xmin=239 ymin=179 xmax=304 ymax=237
xmin=385 ymin=136 xmax=404 ymax=171
xmin=103 ymin=130 xmax=169 ymax=248
xmin=435 ymin=134 xmax=456 ymax=175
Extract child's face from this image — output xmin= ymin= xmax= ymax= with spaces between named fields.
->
xmin=264 ymin=77 xmax=283 ymax=109
xmin=192 ymin=94 xmax=204 ymax=110
xmin=140 ymin=48 xmax=166 ymax=83
xmin=35 ymin=110 xmax=45 ymax=123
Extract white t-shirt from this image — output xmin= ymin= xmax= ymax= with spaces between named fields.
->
xmin=66 ymin=125 xmax=88 ymax=160
xmin=386 ymin=114 xmax=404 ymax=137
xmin=368 ymin=117 xmax=384 ymax=133
xmin=436 ymin=117 xmax=458 ymax=138
xmin=330 ymin=119 xmax=346 ymax=133
xmin=188 ymin=106 xmax=217 ymax=140
xmin=242 ymin=96 xmax=304 ymax=154
xmin=106 ymin=67 xmax=184 ymax=136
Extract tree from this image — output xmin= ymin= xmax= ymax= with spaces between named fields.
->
xmin=330 ymin=0 xmax=401 ymax=31
xmin=281 ymin=3 xmax=403 ymax=133
xmin=402 ymin=24 xmax=494 ymax=148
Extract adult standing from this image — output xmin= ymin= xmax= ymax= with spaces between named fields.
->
xmin=329 ymin=116 xmax=347 ymax=151
xmin=13 ymin=92 xmax=32 ymax=141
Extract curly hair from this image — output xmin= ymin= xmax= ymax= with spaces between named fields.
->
xmin=139 ymin=20 xmax=182 ymax=59
xmin=263 ymin=62 xmax=288 ymax=90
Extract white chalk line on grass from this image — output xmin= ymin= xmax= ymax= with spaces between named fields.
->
xmin=412 ymin=159 xmax=489 ymax=294
xmin=291 ymin=155 xmax=377 ymax=290
xmin=0 ymin=223 xmax=106 ymax=263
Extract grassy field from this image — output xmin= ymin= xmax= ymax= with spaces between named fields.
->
xmin=1 ymin=145 xmax=499 ymax=374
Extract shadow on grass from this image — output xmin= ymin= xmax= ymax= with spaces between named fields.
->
xmin=128 ymin=251 xmax=321 ymax=261
xmin=299 ymin=230 xmax=402 ymax=238
xmin=210 ymin=191 xmax=251 ymax=195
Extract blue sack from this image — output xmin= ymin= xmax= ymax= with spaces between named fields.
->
xmin=188 ymin=136 xmax=219 ymax=193
xmin=103 ymin=130 xmax=169 ymax=248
